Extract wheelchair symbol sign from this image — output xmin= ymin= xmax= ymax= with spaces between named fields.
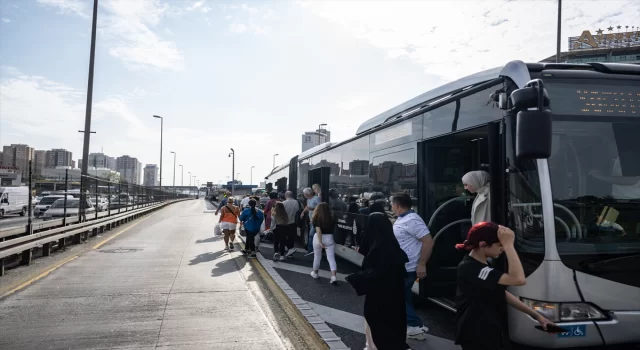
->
xmin=558 ymin=325 xmax=587 ymax=338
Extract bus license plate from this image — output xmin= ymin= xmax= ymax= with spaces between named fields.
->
xmin=557 ymin=325 xmax=586 ymax=338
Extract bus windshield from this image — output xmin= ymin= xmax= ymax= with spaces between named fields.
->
xmin=546 ymin=78 xmax=640 ymax=287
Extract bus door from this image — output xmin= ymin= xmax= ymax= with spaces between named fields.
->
xmin=417 ymin=125 xmax=494 ymax=299
xmin=308 ymin=167 xmax=330 ymax=203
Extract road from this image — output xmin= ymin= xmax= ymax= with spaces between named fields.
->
xmin=0 ymin=200 xmax=323 ymax=349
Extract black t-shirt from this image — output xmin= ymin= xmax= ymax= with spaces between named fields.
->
xmin=455 ymin=255 xmax=510 ymax=349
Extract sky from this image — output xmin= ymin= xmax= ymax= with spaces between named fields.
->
xmin=1 ymin=0 xmax=638 ymax=187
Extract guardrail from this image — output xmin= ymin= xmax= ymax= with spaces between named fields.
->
xmin=0 ymin=199 xmax=190 ymax=276
xmin=0 ymin=203 xmax=156 ymax=239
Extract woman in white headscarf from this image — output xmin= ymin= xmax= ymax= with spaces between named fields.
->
xmin=462 ymin=171 xmax=491 ymax=225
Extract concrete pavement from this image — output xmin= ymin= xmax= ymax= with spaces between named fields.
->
xmin=0 ymin=200 xmax=318 ymax=349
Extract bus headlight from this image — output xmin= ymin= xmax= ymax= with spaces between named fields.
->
xmin=521 ymin=298 xmax=608 ymax=322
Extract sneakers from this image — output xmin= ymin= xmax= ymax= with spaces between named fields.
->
xmin=248 ymin=252 xmax=257 ymax=258
xmin=273 ymin=253 xmax=280 ymax=261
xmin=310 ymin=270 xmax=319 ymax=279
xmin=228 ymin=242 xmax=234 ymax=250
xmin=279 ymin=255 xmax=286 ymax=262
xmin=407 ymin=326 xmax=429 ymax=340
xmin=330 ymin=276 xmax=337 ymax=285
xmin=285 ymin=248 xmax=296 ymax=258
xmin=240 ymin=249 xmax=248 ymax=255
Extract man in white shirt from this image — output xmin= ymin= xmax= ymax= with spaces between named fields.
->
xmin=282 ymin=191 xmax=301 ymax=257
xmin=392 ymin=193 xmax=434 ymax=340
xmin=240 ymin=195 xmax=251 ymax=208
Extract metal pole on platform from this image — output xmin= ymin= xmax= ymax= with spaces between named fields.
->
xmin=229 ymin=149 xmax=235 ymax=197
xmin=556 ymin=0 xmax=562 ymax=63
xmin=27 ymin=160 xmax=33 ymax=235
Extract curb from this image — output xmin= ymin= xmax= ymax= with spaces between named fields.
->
xmin=236 ymin=234 xmax=350 ymax=350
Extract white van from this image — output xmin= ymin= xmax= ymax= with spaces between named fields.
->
xmin=0 ymin=186 xmax=30 ymax=218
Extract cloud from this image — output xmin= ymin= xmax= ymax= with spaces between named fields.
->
xmin=1 ymin=18 xmax=11 ymax=23
xmin=38 ymin=0 xmax=184 ymax=71
xmin=186 ymin=0 xmax=211 ymax=14
xmin=37 ymin=0 xmax=88 ymax=18
xmin=300 ymin=0 xmax=640 ymax=82
xmin=223 ymin=4 xmax=276 ymax=35
xmin=338 ymin=96 xmax=372 ymax=111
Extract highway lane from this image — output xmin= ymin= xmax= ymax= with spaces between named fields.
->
xmin=0 ymin=200 xmax=312 ymax=349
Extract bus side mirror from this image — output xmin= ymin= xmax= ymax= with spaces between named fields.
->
xmin=510 ymin=79 xmax=552 ymax=159
xmin=516 ymin=110 xmax=552 ymax=159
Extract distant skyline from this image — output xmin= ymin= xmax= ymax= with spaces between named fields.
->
xmin=1 ymin=0 xmax=638 ymax=186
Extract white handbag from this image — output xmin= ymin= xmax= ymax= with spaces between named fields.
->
xmin=214 ymin=223 xmax=222 ymax=236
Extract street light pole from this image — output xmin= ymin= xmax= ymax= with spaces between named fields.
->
xmin=188 ymin=171 xmax=191 ymax=186
xmin=153 ymin=115 xmax=163 ymax=190
xmin=79 ymin=0 xmax=99 ymax=221
xmin=170 ymin=151 xmax=176 ymax=188
xmin=556 ymin=0 xmax=562 ymax=63
xmin=229 ymin=148 xmax=235 ymax=196
xmin=250 ymin=165 xmax=255 ymax=186
xmin=273 ymin=153 xmax=278 ymax=169
xmin=179 ymin=165 xmax=183 ymax=186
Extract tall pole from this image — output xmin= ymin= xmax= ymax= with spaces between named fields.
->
xmin=250 ymin=165 xmax=255 ymax=187
xmin=230 ymin=148 xmax=235 ymax=197
xmin=556 ymin=0 xmax=562 ymax=63
xmin=80 ymin=0 xmax=99 ymax=221
xmin=273 ymin=154 xmax=278 ymax=169
xmin=153 ymin=115 xmax=163 ymax=190
xmin=188 ymin=171 xmax=191 ymax=186
xmin=179 ymin=165 xmax=183 ymax=186
xmin=170 ymin=151 xmax=176 ymax=188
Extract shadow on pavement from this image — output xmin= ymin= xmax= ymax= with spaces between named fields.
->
xmin=211 ymin=254 xmax=246 ymax=277
xmin=188 ymin=251 xmax=226 ymax=265
xmin=196 ymin=236 xmax=224 ymax=244
xmin=204 ymin=201 xmax=218 ymax=211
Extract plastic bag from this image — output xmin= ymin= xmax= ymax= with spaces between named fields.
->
xmin=214 ymin=223 xmax=222 ymax=236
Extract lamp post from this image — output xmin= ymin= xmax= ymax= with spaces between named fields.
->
xmin=79 ymin=0 xmax=99 ymax=221
xmin=556 ymin=0 xmax=562 ymax=63
xmin=273 ymin=153 xmax=278 ymax=169
xmin=188 ymin=171 xmax=191 ymax=186
xmin=179 ymin=165 xmax=183 ymax=187
xmin=250 ymin=165 xmax=255 ymax=187
xmin=229 ymin=148 xmax=235 ymax=196
xmin=170 ymin=151 xmax=176 ymax=188
xmin=153 ymin=115 xmax=163 ymax=189
xmin=318 ymin=123 xmax=327 ymax=145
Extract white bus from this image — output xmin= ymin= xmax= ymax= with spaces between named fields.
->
xmin=265 ymin=61 xmax=640 ymax=348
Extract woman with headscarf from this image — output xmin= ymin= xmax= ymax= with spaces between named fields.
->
xmin=358 ymin=212 xmax=410 ymax=350
xmin=462 ymin=170 xmax=491 ymax=225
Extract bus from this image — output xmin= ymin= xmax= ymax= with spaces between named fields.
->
xmin=264 ymin=61 xmax=640 ymax=348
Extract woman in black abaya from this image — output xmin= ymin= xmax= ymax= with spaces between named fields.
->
xmin=358 ymin=212 xmax=410 ymax=350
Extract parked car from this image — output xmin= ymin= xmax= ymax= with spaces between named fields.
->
xmin=41 ymin=198 xmax=95 ymax=220
xmin=0 ymin=186 xmax=30 ymax=218
xmin=34 ymin=195 xmax=74 ymax=217
xmin=90 ymin=197 xmax=108 ymax=212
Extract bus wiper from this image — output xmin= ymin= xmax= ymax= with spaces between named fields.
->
xmin=580 ymin=254 xmax=640 ymax=272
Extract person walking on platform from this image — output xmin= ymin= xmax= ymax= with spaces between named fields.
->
xmin=358 ymin=212 xmax=411 ymax=350
xmin=391 ymin=193 xmax=434 ymax=340
xmin=272 ymin=202 xmax=290 ymax=261
xmin=239 ymin=199 xmax=264 ymax=258
xmin=218 ymin=197 xmax=240 ymax=251
xmin=282 ymin=191 xmax=301 ymax=258
xmin=454 ymin=222 xmax=555 ymax=350
xmin=310 ymin=202 xmax=338 ymax=284
xmin=264 ymin=192 xmax=278 ymax=231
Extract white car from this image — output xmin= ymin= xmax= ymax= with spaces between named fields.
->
xmin=90 ymin=197 xmax=108 ymax=211
xmin=41 ymin=198 xmax=95 ymax=220
xmin=34 ymin=195 xmax=72 ymax=217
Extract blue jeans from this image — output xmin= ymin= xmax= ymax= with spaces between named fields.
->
xmin=404 ymin=271 xmax=423 ymax=327
xmin=307 ymin=225 xmax=316 ymax=252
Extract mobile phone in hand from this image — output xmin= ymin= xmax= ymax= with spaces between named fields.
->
xmin=535 ymin=325 xmax=569 ymax=333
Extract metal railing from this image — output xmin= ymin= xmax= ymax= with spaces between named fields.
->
xmin=0 ymin=198 xmax=191 ymax=276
